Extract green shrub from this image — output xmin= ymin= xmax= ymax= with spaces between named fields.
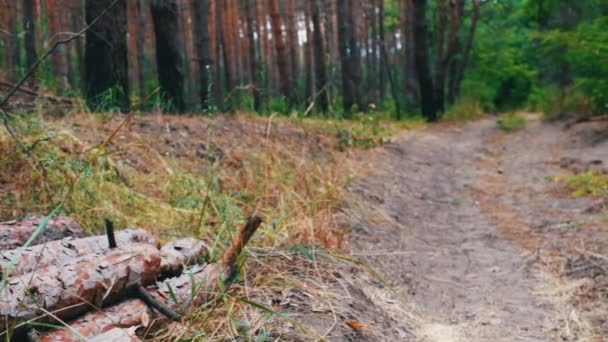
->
xmin=498 ymin=112 xmax=527 ymax=132
xmin=443 ymin=95 xmax=485 ymax=121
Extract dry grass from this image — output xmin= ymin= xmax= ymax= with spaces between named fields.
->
xmin=0 ymin=109 xmax=412 ymax=340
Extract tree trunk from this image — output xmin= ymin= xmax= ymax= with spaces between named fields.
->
xmin=286 ymin=0 xmax=299 ymax=103
xmin=22 ymin=0 xmax=37 ymax=85
xmin=446 ymin=0 xmax=463 ymax=104
xmin=268 ymin=0 xmax=293 ymax=106
xmin=450 ymin=0 xmax=479 ymax=102
xmin=85 ymin=0 xmax=130 ymax=111
xmin=245 ymin=0 xmax=263 ymax=112
xmin=402 ymin=0 xmax=418 ymax=107
xmin=0 ymin=229 xmax=158 ymax=277
xmin=304 ymin=0 xmax=314 ymax=104
xmin=0 ymin=244 xmax=161 ymax=334
xmin=0 ymin=215 xmax=85 ymax=250
xmin=151 ymin=0 xmax=185 ymax=112
xmin=413 ymin=0 xmax=437 ymax=121
xmin=337 ymin=0 xmax=361 ymax=113
xmin=378 ymin=0 xmax=387 ymax=101
xmin=192 ymin=0 xmax=212 ymax=110
xmin=1 ymin=0 xmax=20 ymax=82
xmin=312 ymin=0 xmax=329 ymax=112
xmin=433 ymin=0 xmax=448 ymax=113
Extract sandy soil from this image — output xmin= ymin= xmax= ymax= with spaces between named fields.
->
xmin=342 ymin=114 xmax=608 ymax=341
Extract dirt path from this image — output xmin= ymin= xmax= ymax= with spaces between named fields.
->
xmin=344 ymin=115 xmax=608 ymax=341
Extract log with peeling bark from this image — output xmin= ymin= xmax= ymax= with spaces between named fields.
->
xmin=0 ymin=229 xmax=159 ymax=277
xmin=88 ymin=327 xmax=142 ymax=342
xmin=0 ymin=243 xmax=161 ymax=335
xmin=159 ymin=237 xmax=208 ymax=278
xmin=0 ymin=215 xmax=85 ymax=250
xmin=41 ymin=216 xmax=262 ymax=341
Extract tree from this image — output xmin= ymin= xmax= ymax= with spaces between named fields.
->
xmin=337 ymin=0 xmax=363 ymax=113
xmin=22 ymin=0 xmax=37 ymax=84
xmin=85 ymin=0 xmax=130 ymax=110
xmin=151 ymin=0 xmax=185 ymax=112
xmin=413 ymin=0 xmax=437 ymax=121
xmin=450 ymin=0 xmax=480 ymax=102
xmin=245 ymin=0 xmax=263 ymax=111
xmin=136 ymin=0 xmax=148 ymax=107
xmin=268 ymin=0 xmax=294 ymax=106
xmin=192 ymin=0 xmax=212 ymax=110
xmin=312 ymin=0 xmax=329 ymax=112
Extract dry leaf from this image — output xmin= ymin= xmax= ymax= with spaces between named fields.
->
xmin=140 ymin=312 xmax=150 ymax=327
xmin=346 ymin=320 xmax=367 ymax=331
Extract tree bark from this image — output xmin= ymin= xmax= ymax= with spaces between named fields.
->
xmin=159 ymin=237 xmax=208 ymax=278
xmin=85 ymin=0 xmax=130 ymax=111
xmin=402 ymin=0 xmax=418 ymax=107
xmin=245 ymin=0 xmax=263 ymax=112
xmin=22 ymin=0 xmax=37 ymax=86
xmin=286 ymin=0 xmax=299 ymax=103
xmin=312 ymin=0 xmax=329 ymax=113
xmin=192 ymin=0 xmax=212 ymax=110
xmin=450 ymin=0 xmax=479 ymax=103
xmin=40 ymin=217 xmax=262 ymax=342
xmin=0 ymin=229 xmax=158 ymax=277
xmin=0 ymin=215 xmax=85 ymax=250
xmin=413 ymin=0 xmax=437 ymax=121
xmin=151 ymin=0 xmax=185 ymax=112
xmin=446 ymin=0 xmax=463 ymax=104
xmin=433 ymin=0 xmax=448 ymax=113
xmin=0 ymin=244 xmax=161 ymax=334
xmin=337 ymin=0 xmax=357 ymax=114
xmin=135 ymin=0 xmax=148 ymax=107
xmin=268 ymin=0 xmax=293 ymax=106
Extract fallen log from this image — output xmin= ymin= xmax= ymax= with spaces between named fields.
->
xmin=0 ymin=229 xmax=159 ymax=277
xmin=41 ymin=216 xmax=263 ymax=341
xmin=88 ymin=327 xmax=142 ymax=342
xmin=0 ymin=243 xmax=161 ymax=335
xmin=159 ymin=237 xmax=208 ymax=278
xmin=0 ymin=215 xmax=85 ymax=250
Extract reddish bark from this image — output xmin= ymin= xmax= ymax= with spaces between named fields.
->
xmin=0 ymin=229 xmax=158 ymax=277
xmin=41 ymin=217 xmax=262 ymax=342
xmin=0 ymin=215 xmax=85 ymax=250
xmin=0 ymin=243 xmax=161 ymax=334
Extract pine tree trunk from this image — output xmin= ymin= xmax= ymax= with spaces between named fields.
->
xmin=245 ymin=0 xmax=263 ymax=111
xmin=136 ymin=0 xmax=148 ymax=107
xmin=450 ymin=0 xmax=479 ymax=103
xmin=192 ymin=0 xmax=212 ymax=110
xmin=269 ymin=0 xmax=293 ymax=106
xmin=312 ymin=0 xmax=329 ymax=112
xmin=413 ymin=0 xmax=437 ymax=121
xmin=151 ymin=0 xmax=185 ymax=112
xmin=446 ymin=0 xmax=463 ymax=105
xmin=402 ymin=0 xmax=418 ymax=107
xmin=22 ymin=0 xmax=37 ymax=85
xmin=304 ymin=0 xmax=315 ymax=103
xmin=85 ymin=0 xmax=130 ymax=110
xmin=433 ymin=0 xmax=448 ymax=113
xmin=337 ymin=0 xmax=362 ymax=114
xmin=286 ymin=0 xmax=299 ymax=103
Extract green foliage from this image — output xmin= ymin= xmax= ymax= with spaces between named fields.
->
xmin=561 ymin=172 xmax=608 ymax=197
xmin=498 ymin=113 xmax=528 ymax=132
xmin=443 ymin=95 xmax=485 ymax=121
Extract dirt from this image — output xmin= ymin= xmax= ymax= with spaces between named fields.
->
xmin=340 ymin=114 xmax=608 ymax=341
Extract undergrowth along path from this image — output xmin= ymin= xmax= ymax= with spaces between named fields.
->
xmin=346 ymin=114 xmax=604 ymax=341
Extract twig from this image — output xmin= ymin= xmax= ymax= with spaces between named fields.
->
xmin=303 ymin=83 xmax=330 ymax=117
xmin=105 ymin=218 xmax=117 ymax=249
xmin=134 ymin=285 xmax=183 ymax=321
xmin=0 ymin=80 xmax=73 ymax=105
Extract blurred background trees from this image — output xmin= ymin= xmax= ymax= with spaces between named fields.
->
xmin=0 ymin=0 xmax=606 ymax=120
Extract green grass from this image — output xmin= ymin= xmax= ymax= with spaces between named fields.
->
xmin=561 ymin=172 xmax=608 ymax=198
xmin=442 ymin=95 xmax=485 ymax=122
xmin=498 ymin=112 xmax=527 ymax=132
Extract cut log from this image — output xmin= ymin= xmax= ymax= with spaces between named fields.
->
xmin=41 ymin=216 xmax=263 ymax=341
xmin=0 ymin=229 xmax=159 ymax=277
xmin=0 ymin=215 xmax=85 ymax=250
xmin=0 ymin=243 xmax=161 ymax=335
xmin=88 ymin=327 xmax=142 ymax=342
xmin=159 ymin=237 xmax=208 ymax=278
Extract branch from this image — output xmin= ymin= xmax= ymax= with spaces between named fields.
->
xmin=134 ymin=285 xmax=183 ymax=321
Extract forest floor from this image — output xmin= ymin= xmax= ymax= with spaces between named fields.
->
xmin=343 ymin=113 xmax=608 ymax=341
xmin=2 ymin=103 xmax=608 ymax=340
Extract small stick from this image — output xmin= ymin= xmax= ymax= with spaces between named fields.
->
xmin=221 ymin=216 xmax=263 ymax=269
xmin=134 ymin=285 xmax=182 ymax=321
xmin=105 ymin=219 xmax=117 ymax=249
